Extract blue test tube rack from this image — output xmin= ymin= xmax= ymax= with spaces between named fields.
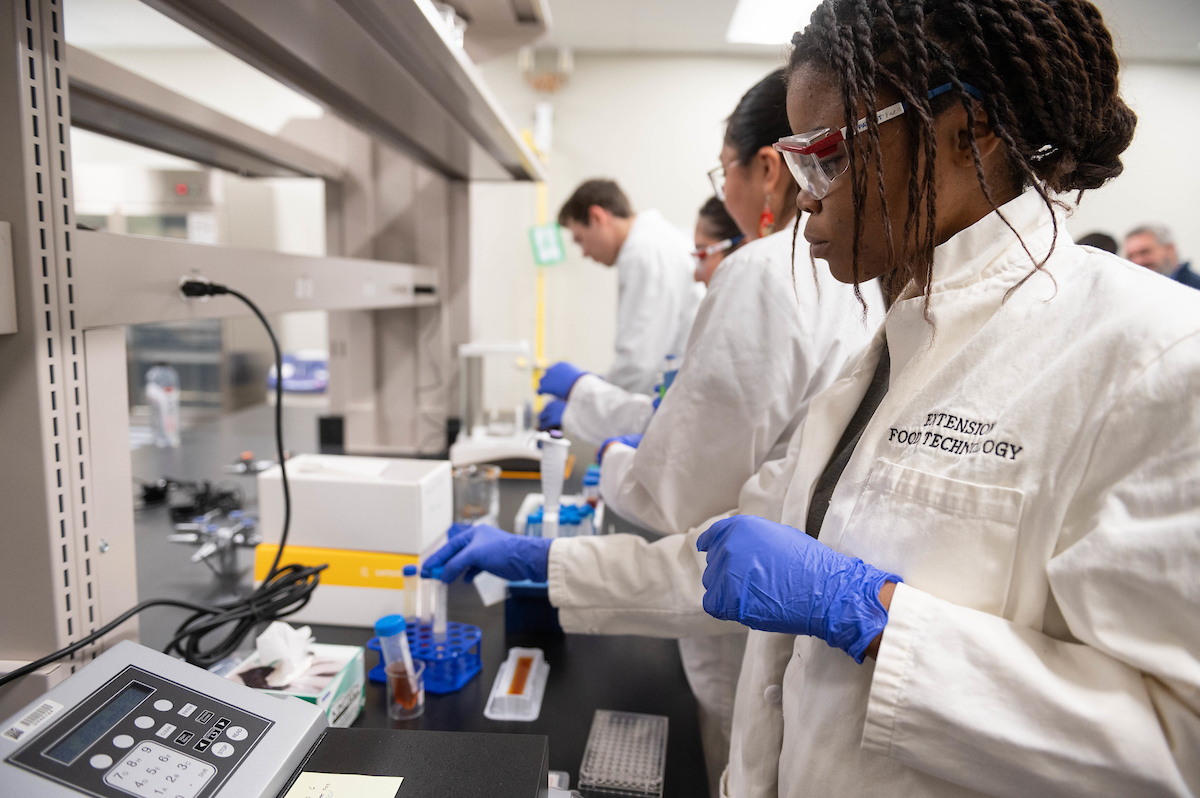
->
xmin=367 ymin=621 xmax=482 ymax=694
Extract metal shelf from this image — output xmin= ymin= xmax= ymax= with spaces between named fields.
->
xmin=142 ymin=0 xmax=546 ymax=182
xmin=67 ymin=46 xmax=343 ymax=181
xmin=73 ymin=230 xmax=439 ymax=329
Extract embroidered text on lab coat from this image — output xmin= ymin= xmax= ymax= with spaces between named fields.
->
xmin=888 ymin=411 xmax=1022 ymax=460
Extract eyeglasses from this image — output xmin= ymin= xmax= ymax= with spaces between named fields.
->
xmin=773 ymin=82 xmax=983 ymax=200
xmin=691 ymin=234 xmax=744 ymax=262
xmin=707 ymin=166 xmax=726 ymax=202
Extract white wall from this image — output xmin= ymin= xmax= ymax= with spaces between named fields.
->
xmin=1067 ymin=62 xmax=1200 ymax=264
xmin=475 ymin=53 xmax=782 ymax=373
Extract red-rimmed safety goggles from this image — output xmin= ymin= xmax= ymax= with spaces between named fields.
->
xmin=773 ymin=82 xmax=982 ymax=199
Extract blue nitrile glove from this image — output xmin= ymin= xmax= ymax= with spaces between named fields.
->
xmin=696 ymin=515 xmax=902 ymax=663
xmin=652 ymin=394 xmax=662 ymax=410
xmin=538 ymin=398 xmax=566 ymax=431
xmin=539 ymin=362 xmax=588 ymax=400
xmin=421 ymin=524 xmax=551 ymax=584
xmin=597 ymin=434 xmax=643 ymax=463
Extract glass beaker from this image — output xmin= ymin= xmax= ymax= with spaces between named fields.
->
xmin=453 ymin=464 xmax=501 ymax=525
xmin=385 ymin=658 xmax=425 ymax=721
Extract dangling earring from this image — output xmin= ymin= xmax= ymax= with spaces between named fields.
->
xmin=758 ymin=196 xmax=775 ymax=238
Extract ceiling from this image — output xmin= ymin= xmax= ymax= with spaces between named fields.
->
xmin=537 ymin=0 xmax=1200 ymax=63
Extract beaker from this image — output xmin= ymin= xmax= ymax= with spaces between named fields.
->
xmin=453 ymin=464 xmax=501 ymax=525
xmin=385 ymin=658 xmax=426 ymax=721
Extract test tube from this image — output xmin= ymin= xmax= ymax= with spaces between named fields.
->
xmin=430 ymin=566 xmax=449 ymax=641
xmin=374 ymin=614 xmax=417 ymax=697
xmin=419 ymin=573 xmax=436 ymax=629
xmin=403 ymin=564 xmax=418 ymax=621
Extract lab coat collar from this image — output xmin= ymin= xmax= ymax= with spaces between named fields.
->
xmin=897 ymin=190 xmax=1063 ymax=300
xmin=884 ymin=190 xmax=1064 ymax=384
xmin=615 ymin=209 xmax=664 ymax=267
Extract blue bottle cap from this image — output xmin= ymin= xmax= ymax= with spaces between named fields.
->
xmin=374 ymin=614 xmax=406 ymax=637
xmin=403 ymin=564 xmax=417 ymax=576
xmin=431 ymin=566 xmax=444 ymax=579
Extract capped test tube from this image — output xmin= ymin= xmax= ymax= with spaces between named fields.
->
xmin=403 ymin=564 xmax=419 ymax=621
xmin=430 ymin=566 xmax=449 ymax=641
xmin=374 ymin=615 xmax=417 ymax=689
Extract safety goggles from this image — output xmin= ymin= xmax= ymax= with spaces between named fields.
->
xmin=691 ymin=235 xmax=744 ymax=262
xmin=773 ymin=82 xmax=983 ymax=200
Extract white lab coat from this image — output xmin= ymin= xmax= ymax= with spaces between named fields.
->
xmin=548 ymin=191 xmax=1200 ymax=797
xmin=605 ymin=209 xmax=704 ymax=395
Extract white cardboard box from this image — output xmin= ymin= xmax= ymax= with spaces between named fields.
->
xmin=258 ymin=454 xmax=451 ymax=555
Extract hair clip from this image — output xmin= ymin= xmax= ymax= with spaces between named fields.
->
xmin=1029 ymin=144 xmax=1058 ymax=162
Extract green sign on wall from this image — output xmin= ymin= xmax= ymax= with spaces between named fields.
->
xmin=528 ymin=223 xmax=566 ymax=266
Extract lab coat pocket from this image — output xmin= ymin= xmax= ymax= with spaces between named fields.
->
xmin=839 ymin=458 xmax=1025 ymax=616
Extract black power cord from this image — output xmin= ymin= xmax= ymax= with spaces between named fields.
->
xmin=0 ymin=281 xmax=326 ymax=689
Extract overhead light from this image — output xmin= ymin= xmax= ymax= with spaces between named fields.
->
xmin=726 ymin=0 xmax=824 ymax=45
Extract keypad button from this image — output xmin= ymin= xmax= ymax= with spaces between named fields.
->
xmin=153 ymin=699 xmax=173 ymax=712
xmin=224 ymin=726 xmax=247 ymax=741
xmin=173 ymin=730 xmax=194 ymax=746
xmin=177 ymin=703 xmax=197 ymax=718
xmin=133 ymin=716 xmax=154 ymax=729
xmin=195 ymin=710 xmax=214 ymax=725
xmin=90 ymin=754 xmax=113 ymax=769
xmin=193 ymin=739 xmax=210 ymax=752
xmin=213 ymin=718 xmax=229 ymax=731
xmin=210 ymin=742 xmax=234 ymax=758
xmin=113 ymin=735 xmax=134 ymax=749
xmin=155 ymin=723 xmax=177 ymax=739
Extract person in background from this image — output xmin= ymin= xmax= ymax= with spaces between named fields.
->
xmin=693 ymin=196 xmax=745 ymax=286
xmin=542 ymin=180 xmax=702 ymax=418
xmin=1124 ymin=223 xmax=1200 ymax=289
xmin=1076 ymin=231 xmax=1118 ymax=254
xmin=540 ymin=194 xmax=748 ymax=446
xmin=433 ymin=70 xmax=883 ymax=797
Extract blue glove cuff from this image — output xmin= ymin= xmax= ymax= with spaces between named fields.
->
xmin=828 ymin=563 xmax=902 ymax=664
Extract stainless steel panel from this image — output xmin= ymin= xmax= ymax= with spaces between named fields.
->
xmin=141 ymin=0 xmax=543 ymax=181
xmin=67 ymin=46 xmax=343 ymax=181
xmin=73 ymin=230 xmax=438 ymax=329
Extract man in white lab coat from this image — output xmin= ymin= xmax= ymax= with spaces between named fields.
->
xmin=555 ymin=179 xmax=702 ymax=396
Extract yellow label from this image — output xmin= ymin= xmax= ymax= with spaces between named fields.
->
xmin=255 ymin=544 xmax=419 ymax=589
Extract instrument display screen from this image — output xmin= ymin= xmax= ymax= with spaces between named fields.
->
xmin=43 ymin=682 xmax=152 ymax=765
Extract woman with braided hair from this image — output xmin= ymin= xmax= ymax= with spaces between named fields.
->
xmin=688 ymin=0 xmax=1200 ymax=795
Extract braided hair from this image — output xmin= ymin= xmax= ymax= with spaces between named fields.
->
xmin=789 ymin=0 xmax=1136 ymax=301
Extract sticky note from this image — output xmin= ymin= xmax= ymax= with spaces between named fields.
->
xmin=283 ymin=772 xmax=404 ymax=798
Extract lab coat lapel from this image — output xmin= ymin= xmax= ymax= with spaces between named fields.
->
xmin=779 ymin=329 xmax=888 ymax=530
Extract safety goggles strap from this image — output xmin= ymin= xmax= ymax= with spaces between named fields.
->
xmin=788 ymin=82 xmax=983 ymax=157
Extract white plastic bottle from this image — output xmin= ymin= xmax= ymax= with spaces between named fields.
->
xmin=145 ymin=363 xmax=181 ymax=448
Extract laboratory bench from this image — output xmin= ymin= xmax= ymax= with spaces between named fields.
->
xmin=129 ymin=403 xmax=708 ymax=797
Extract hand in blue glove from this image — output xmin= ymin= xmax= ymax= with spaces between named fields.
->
xmin=421 ymin=524 xmax=552 ymax=584
xmin=539 ymin=362 xmax=588 ymax=400
xmin=696 ymin=515 xmax=901 ymax=663
xmin=598 ymin=433 xmax=642 ymax=463
xmin=538 ymin=398 xmax=566 ymax=431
